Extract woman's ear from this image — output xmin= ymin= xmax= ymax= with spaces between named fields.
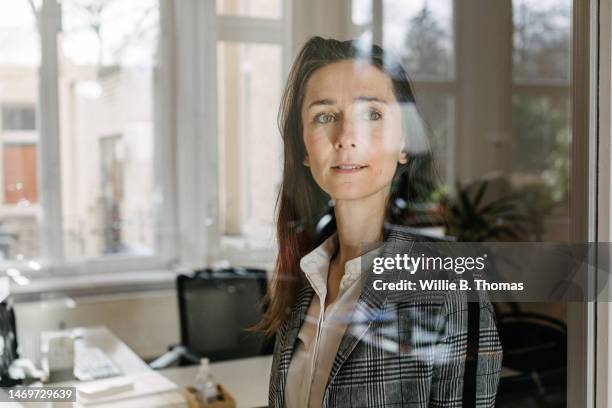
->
xmin=398 ymin=150 xmax=408 ymax=165
xmin=303 ymin=155 xmax=310 ymax=167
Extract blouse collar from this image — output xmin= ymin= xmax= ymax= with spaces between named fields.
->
xmin=299 ymin=233 xmax=365 ymax=298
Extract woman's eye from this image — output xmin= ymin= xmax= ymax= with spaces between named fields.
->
xmin=364 ymin=109 xmax=382 ymax=121
xmin=314 ymin=112 xmax=336 ymax=124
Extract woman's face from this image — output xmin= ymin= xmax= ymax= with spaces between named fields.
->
xmin=301 ymin=60 xmax=406 ymax=201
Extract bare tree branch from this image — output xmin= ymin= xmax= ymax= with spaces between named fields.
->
xmin=25 ymin=0 xmax=41 ymax=33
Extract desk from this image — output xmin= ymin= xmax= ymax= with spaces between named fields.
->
xmin=45 ymin=326 xmax=270 ymax=408
xmin=11 ymin=326 xmax=518 ymax=408
xmin=65 ymin=326 xmax=151 ymax=375
xmin=159 ymin=356 xmax=272 ymax=408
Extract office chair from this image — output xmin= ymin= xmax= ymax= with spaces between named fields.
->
xmin=495 ymin=303 xmax=567 ymax=408
xmin=150 ymin=268 xmax=274 ymax=369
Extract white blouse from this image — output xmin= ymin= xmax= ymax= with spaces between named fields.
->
xmin=284 ymin=233 xmax=367 ymax=408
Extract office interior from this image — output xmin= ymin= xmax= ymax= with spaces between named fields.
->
xmin=0 ymin=0 xmax=611 ymax=407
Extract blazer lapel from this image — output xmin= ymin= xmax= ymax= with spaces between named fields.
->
xmin=276 ymin=284 xmax=315 ymax=402
xmin=325 ymin=274 xmax=388 ymax=388
xmin=325 ymin=236 xmax=416 ymax=394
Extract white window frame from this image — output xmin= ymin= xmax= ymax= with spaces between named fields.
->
xmin=172 ymin=0 xmax=290 ymax=271
xmin=2 ymin=0 xmax=179 ymax=278
xmin=215 ymin=11 xmax=288 ymax=265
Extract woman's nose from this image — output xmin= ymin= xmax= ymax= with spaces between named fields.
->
xmin=334 ymin=119 xmax=357 ymax=149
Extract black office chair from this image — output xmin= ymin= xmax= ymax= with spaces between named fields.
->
xmin=495 ymin=303 xmax=567 ymax=408
xmin=150 ymin=268 xmax=274 ymax=369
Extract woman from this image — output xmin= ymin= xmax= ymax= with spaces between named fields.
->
xmin=260 ymin=37 xmax=502 ymax=407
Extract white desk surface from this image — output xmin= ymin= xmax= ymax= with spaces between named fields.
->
xmin=12 ymin=326 xmax=271 ymax=408
xmin=72 ymin=326 xmax=152 ymax=374
xmin=159 ymin=356 xmax=272 ymax=408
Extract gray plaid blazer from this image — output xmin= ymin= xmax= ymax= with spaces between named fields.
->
xmin=268 ymin=234 xmax=503 ymax=407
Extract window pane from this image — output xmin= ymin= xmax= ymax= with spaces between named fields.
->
xmin=60 ymin=0 xmax=159 ymax=258
xmin=513 ymin=0 xmax=571 ymax=82
xmin=511 ymin=94 xmax=570 ymax=241
xmin=216 ymin=0 xmax=281 ymax=19
xmin=512 ymin=95 xmax=570 ymax=173
xmin=511 ymin=0 xmax=572 ymax=243
xmin=383 ymin=0 xmax=454 ymax=80
xmin=413 ymin=92 xmax=455 ymax=184
xmin=217 ymin=42 xmax=282 ymax=248
xmin=0 ymin=0 xmax=41 ymax=261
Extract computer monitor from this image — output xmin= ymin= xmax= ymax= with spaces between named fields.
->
xmin=177 ymin=268 xmax=272 ymax=362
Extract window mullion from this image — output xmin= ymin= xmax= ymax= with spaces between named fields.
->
xmin=199 ymin=0 xmax=220 ymax=264
xmin=154 ymin=0 xmax=179 ymax=264
xmin=372 ymin=0 xmax=383 ymax=45
xmin=174 ymin=0 xmax=219 ymax=269
xmin=282 ymin=0 xmax=292 ymax=77
xmin=38 ymin=0 xmax=64 ymax=264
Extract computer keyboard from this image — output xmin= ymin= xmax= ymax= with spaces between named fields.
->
xmin=74 ymin=346 xmax=122 ymax=381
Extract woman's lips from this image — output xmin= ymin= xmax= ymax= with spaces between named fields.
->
xmin=331 ymin=163 xmax=368 ymax=173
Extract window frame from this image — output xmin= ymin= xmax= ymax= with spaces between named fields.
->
xmin=596 ymin=0 xmax=612 ymax=406
xmin=177 ymin=0 xmax=289 ymax=269
xmin=2 ymin=0 xmax=179 ymax=279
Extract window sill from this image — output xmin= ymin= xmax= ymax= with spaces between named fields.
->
xmin=9 ymin=269 xmax=178 ymax=303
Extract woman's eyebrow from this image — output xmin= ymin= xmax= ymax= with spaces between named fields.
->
xmin=354 ymin=96 xmax=387 ymax=104
xmin=307 ymin=96 xmax=387 ymax=109
xmin=307 ymin=98 xmax=335 ymax=109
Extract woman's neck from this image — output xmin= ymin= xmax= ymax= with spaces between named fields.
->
xmin=333 ymin=189 xmax=388 ymax=264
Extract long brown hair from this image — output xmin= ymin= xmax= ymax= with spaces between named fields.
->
xmin=257 ymin=36 xmax=438 ymax=335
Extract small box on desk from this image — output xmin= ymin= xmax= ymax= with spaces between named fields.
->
xmin=183 ymin=384 xmax=236 ymax=408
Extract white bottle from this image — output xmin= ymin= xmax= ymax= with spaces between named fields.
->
xmin=195 ymin=358 xmax=219 ymax=403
